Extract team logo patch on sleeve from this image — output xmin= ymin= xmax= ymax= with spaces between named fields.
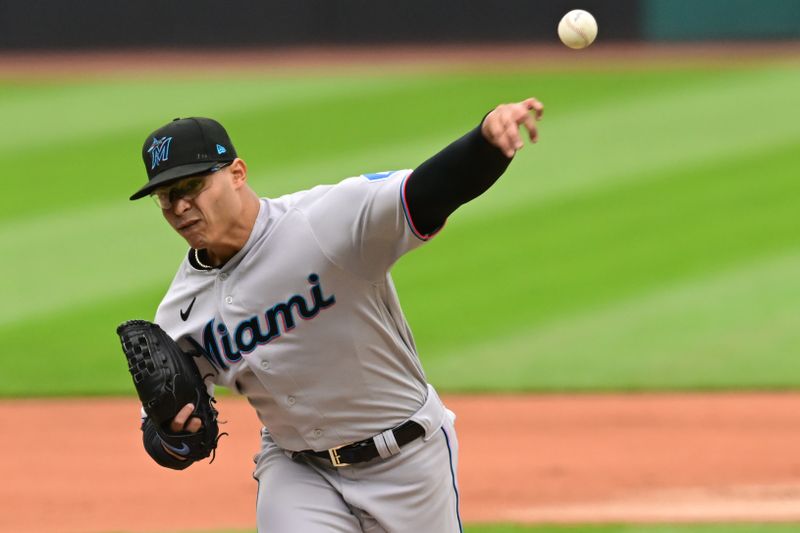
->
xmin=362 ymin=171 xmax=395 ymax=181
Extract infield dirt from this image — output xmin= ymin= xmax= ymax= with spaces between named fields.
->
xmin=4 ymin=393 xmax=800 ymax=533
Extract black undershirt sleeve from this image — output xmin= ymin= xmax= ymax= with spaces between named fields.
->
xmin=141 ymin=417 xmax=194 ymax=470
xmin=404 ymin=121 xmax=512 ymax=236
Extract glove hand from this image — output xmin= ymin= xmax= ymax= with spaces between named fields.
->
xmin=161 ymin=403 xmax=203 ymax=460
xmin=117 ymin=319 xmax=222 ymax=464
xmin=170 ymin=403 xmax=203 ymax=433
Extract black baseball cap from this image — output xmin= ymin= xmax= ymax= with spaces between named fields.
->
xmin=130 ymin=117 xmax=237 ymax=200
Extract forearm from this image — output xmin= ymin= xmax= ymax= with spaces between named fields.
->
xmin=404 ymin=122 xmax=512 ymax=236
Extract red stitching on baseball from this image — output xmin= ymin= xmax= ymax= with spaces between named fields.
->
xmin=566 ymin=18 xmax=590 ymax=48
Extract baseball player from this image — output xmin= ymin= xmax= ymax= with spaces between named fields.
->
xmin=128 ymin=97 xmax=543 ymax=532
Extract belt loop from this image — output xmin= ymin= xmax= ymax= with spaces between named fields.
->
xmin=373 ymin=433 xmax=391 ymax=459
xmin=374 ymin=428 xmax=401 ymax=459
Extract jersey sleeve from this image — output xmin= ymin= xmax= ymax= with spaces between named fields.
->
xmin=304 ymin=170 xmax=439 ymax=280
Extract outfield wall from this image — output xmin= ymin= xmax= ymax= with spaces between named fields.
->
xmin=0 ymin=0 xmax=638 ymax=49
xmin=2 ymin=0 xmax=796 ymax=50
xmin=643 ymin=0 xmax=800 ymax=41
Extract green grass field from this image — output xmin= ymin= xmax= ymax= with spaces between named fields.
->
xmin=4 ymin=56 xmax=800 ymax=533
xmin=3 ymin=60 xmax=800 ymax=397
xmin=462 ymin=528 xmax=800 ymax=533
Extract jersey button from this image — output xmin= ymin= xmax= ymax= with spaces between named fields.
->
xmin=260 ymin=360 xmax=270 ymax=371
xmin=225 ymin=296 xmax=233 ymax=304
xmin=287 ymin=396 xmax=296 ymax=406
xmin=313 ymin=428 xmax=323 ymax=438
xmin=219 ymin=273 xmax=228 ymax=281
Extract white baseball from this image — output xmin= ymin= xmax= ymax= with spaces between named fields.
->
xmin=558 ymin=9 xmax=598 ymax=50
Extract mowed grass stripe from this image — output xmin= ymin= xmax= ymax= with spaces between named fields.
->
xmin=0 ymin=75 xmax=437 ymax=221
xmin=464 ymin=65 xmax=800 ymax=218
xmin=0 ymin=289 xmax=162 ymax=397
xmin=426 ymin=246 xmax=800 ymax=391
xmin=247 ymin=65 xmax=800 ymax=209
xmin=464 ymin=527 xmax=800 ymax=533
xmin=0 ymin=201 xmax=184 ymax=326
xmin=0 ymin=66 xmax=773 ymax=221
xmin=4 ymin=138 xmax=798 ymax=395
xmin=0 ymin=75 xmax=429 ymax=154
xmin=467 ymin=527 xmax=800 ymax=533
xmin=4 ymin=65 xmax=800 ymax=395
xmin=395 ymin=139 xmax=800 ymax=353
xmin=2 ymin=66 xmax=796 ymax=325
xmin=0 ymin=132 xmax=457 ymax=327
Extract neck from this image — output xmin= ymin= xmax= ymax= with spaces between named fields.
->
xmin=204 ymin=193 xmax=261 ymax=266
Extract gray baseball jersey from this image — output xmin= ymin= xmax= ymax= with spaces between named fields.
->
xmin=153 ymin=169 xmax=451 ymax=453
xmin=152 ymin=169 xmax=462 ymax=531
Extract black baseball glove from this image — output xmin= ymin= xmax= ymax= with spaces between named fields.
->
xmin=116 ymin=319 xmax=221 ymax=463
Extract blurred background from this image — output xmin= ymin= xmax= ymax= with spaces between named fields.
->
xmin=2 ymin=0 xmax=798 ymax=396
xmin=1 ymin=1 xmax=800 ymax=532
xmin=1 ymin=0 xmax=799 ymax=47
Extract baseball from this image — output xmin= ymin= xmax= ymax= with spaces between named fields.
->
xmin=558 ymin=9 xmax=598 ymax=50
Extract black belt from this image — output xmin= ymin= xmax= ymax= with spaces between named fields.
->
xmin=295 ymin=421 xmax=424 ymax=467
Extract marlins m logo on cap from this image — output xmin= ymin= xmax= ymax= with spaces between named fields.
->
xmin=131 ymin=117 xmax=238 ymax=201
xmin=148 ymin=136 xmax=173 ymax=169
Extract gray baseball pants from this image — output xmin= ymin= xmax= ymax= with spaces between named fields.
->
xmin=253 ymin=413 xmax=461 ymax=532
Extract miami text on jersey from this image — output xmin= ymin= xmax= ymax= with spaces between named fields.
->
xmin=189 ymin=273 xmax=336 ymax=369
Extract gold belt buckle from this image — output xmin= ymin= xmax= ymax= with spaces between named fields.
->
xmin=328 ymin=445 xmax=350 ymax=467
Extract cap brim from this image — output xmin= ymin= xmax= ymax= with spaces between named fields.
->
xmin=129 ymin=162 xmax=223 ymax=200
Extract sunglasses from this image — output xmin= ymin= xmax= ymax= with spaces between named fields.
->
xmin=151 ymin=162 xmax=232 ymax=209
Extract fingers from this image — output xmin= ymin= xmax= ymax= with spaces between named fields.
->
xmin=482 ymin=97 xmax=544 ymax=158
xmin=521 ymin=109 xmax=538 ymax=143
xmin=184 ymin=416 xmax=203 ymax=433
xmin=169 ymin=403 xmax=202 ymax=433
xmin=484 ymin=107 xmax=523 ymax=158
xmin=169 ymin=403 xmax=193 ymax=432
xmin=520 ymin=97 xmax=543 ymax=143
xmin=523 ymin=97 xmax=544 ymax=120
xmin=497 ymin=113 xmax=521 ymax=158
xmin=185 ymin=416 xmax=203 ymax=433
xmin=503 ymin=113 xmax=524 ymax=152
